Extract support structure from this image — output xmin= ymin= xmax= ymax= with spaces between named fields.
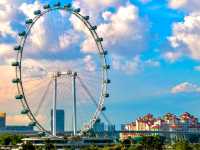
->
xmin=72 ymin=72 xmax=77 ymax=136
xmin=53 ymin=73 xmax=58 ymax=136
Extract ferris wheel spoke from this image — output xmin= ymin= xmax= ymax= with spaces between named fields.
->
xmin=25 ymin=79 xmax=51 ymax=97
xmin=34 ymin=79 xmax=53 ymax=116
xmin=77 ymin=76 xmax=111 ymax=125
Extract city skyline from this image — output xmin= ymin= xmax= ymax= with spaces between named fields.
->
xmin=0 ymin=0 xmax=200 ymax=129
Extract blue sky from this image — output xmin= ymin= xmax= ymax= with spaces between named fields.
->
xmin=1 ymin=0 xmax=200 ymax=130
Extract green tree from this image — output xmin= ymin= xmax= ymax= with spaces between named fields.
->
xmin=44 ymin=139 xmax=56 ymax=150
xmin=192 ymin=143 xmax=200 ymax=150
xmin=21 ymin=141 xmax=35 ymax=150
xmin=140 ymin=136 xmax=164 ymax=150
xmin=121 ymin=139 xmax=131 ymax=149
xmin=172 ymin=139 xmax=192 ymax=150
xmin=128 ymin=144 xmax=143 ymax=150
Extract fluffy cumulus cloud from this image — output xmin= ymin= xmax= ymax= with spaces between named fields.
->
xmin=168 ymin=12 xmax=200 ymax=60
xmin=168 ymin=0 xmax=200 ymax=12
xmin=163 ymin=51 xmax=182 ymax=63
xmin=0 ymin=0 xmax=18 ymax=37
xmin=171 ymin=82 xmax=200 ymax=94
xmin=112 ymin=55 xmax=160 ymax=75
xmin=71 ymin=2 xmax=147 ymax=55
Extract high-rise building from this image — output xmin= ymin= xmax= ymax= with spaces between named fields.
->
xmin=108 ymin=124 xmax=115 ymax=132
xmin=51 ymin=109 xmax=65 ymax=134
xmin=0 ymin=112 xmax=6 ymax=128
xmin=93 ymin=119 xmax=105 ymax=133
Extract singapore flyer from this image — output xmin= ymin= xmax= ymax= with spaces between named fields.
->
xmin=12 ymin=2 xmax=110 ymax=137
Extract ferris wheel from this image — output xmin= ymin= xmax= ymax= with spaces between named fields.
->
xmin=12 ymin=2 xmax=110 ymax=136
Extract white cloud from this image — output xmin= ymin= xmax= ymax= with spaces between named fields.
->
xmin=194 ymin=66 xmax=200 ymax=71
xmin=112 ymin=55 xmax=159 ymax=75
xmin=59 ymin=30 xmax=80 ymax=49
xmin=112 ymin=55 xmax=141 ymax=75
xmin=171 ymin=82 xmax=200 ymax=94
xmin=83 ymin=55 xmax=96 ymax=72
xmin=145 ymin=59 xmax=160 ymax=67
xmin=71 ymin=3 xmax=146 ymax=54
xmin=168 ymin=0 xmax=187 ymax=9
xmin=163 ymin=51 xmax=182 ymax=63
xmin=19 ymin=1 xmax=42 ymax=18
xmin=0 ymin=0 xmax=17 ymax=37
xmin=168 ymin=12 xmax=200 ymax=60
xmin=140 ymin=0 xmax=152 ymax=4
xmin=168 ymin=0 xmax=200 ymax=12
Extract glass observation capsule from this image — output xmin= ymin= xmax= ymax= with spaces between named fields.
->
xmin=96 ymin=37 xmax=103 ymax=42
xmin=104 ymin=93 xmax=109 ymax=98
xmin=25 ymin=19 xmax=33 ymax=24
xmin=14 ymin=45 xmax=21 ymax=51
xmin=104 ymin=79 xmax=111 ymax=84
xmin=12 ymin=78 xmax=21 ymax=84
xmin=29 ymin=122 xmax=36 ymax=127
xmin=83 ymin=16 xmax=89 ymax=20
xmin=91 ymin=26 xmax=97 ymax=30
xmin=74 ymin=8 xmax=81 ymax=13
xmin=11 ymin=62 xmax=20 ymax=67
xmin=21 ymin=109 xmax=29 ymax=114
xmin=64 ymin=3 xmax=72 ymax=9
xmin=103 ymin=65 xmax=110 ymax=70
xmin=43 ymin=4 xmax=50 ymax=9
xmin=34 ymin=10 xmax=41 ymax=15
xmin=18 ymin=31 xmax=26 ymax=37
xmin=101 ymin=106 xmax=106 ymax=111
xmin=15 ymin=94 xmax=24 ymax=100
xmin=53 ymin=2 xmax=61 ymax=7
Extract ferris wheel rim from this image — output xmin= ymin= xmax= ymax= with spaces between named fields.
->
xmin=12 ymin=3 xmax=110 ymax=136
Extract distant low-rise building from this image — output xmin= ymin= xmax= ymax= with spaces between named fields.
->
xmin=120 ymin=112 xmax=200 ymax=140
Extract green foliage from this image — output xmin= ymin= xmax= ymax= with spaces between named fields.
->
xmin=0 ymin=134 xmax=24 ymax=145
xmin=192 ymin=144 xmax=200 ymax=150
xmin=172 ymin=139 xmax=193 ymax=150
xmin=128 ymin=144 xmax=143 ymax=150
xmin=44 ymin=139 xmax=56 ymax=150
xmin=139 ymin=136 xmax=165 ymax=150
xmin=22 ymin=141 xmax=35 ymax=150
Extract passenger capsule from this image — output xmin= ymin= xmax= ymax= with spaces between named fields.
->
xmin=29 ymin=122 xmax=36 ymax=127
xmin=64 ymin=3 xmax=72 ymax=9
xmin=14 ymin=45 xmax=21 ymax=51
xmin=34 ymin=10 xmax=41 ymax=15
xmin=104 ymin=79 xmax=111 ymax=84
xmin=18 ymin=31 xmax=26 ymax=37
xmin=11 ymin=62 xmax=19 ymax=67
xmin=43 ymin=4 xmax=50 ymax=9
xmin=53 ymin=2 xmax=61 ymax=7
xmin=103 ymin=65 xmax=110 ymax=70
xmin=21 ymin=109 xmax=29 ymax=114
xmin=96 ymin=37 xmax=103 ymax=42
xmin=91 ymin=26 xmax=97 ymax=30
xmin=101 ymin=106 xmax=106 ymax=111
xmin=15 ymin=94 xmax=24 ymax=100
xmin=104 ymin=93 xmax=109 ymax=98
xmin=25 ymin=19 xmax=33 ymax=24
xmin=12 ymin=78 xmax=21 ymax=84
xmin=83 ymin=16 xmax=90 ymax=20
xmin=74 ymin=8 xmax=81 ymax=13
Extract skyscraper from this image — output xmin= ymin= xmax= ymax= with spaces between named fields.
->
xmin=0 ymin=112 xmax=6 ymax=128
xmin=51 ymin=109 xmax=65 ymax=134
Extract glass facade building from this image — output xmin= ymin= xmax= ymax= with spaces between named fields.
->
xmin=51 ymin=109 xmax=65 ymax=134
xmin=0 ymin=112 xmax=6 ymax=128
